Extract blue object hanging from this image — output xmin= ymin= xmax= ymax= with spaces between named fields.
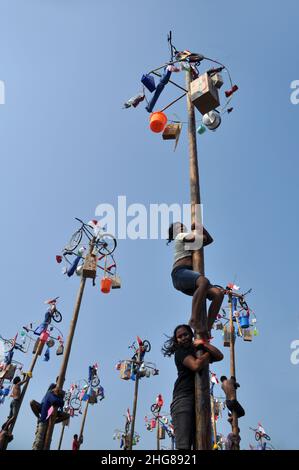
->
xmin=67 ymin=255 xmax=81 ymax=277
xmin=145 ymin=68 xmax=172 ymax=113
xmin=34 ymin=321 xmax=48 ymax=336
xmin=240 ymin=315 xmax=250 ymax=329
xmin=43 ymin=347 xmax=50 ymax=362
xmin=141 ymin=74 xmax=156 ymax=93
xmin=4 ymin=350 xmax=14 ymax=365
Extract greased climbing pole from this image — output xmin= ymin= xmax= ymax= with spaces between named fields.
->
xmin=186 ymin=70 xmax=211 ymax=450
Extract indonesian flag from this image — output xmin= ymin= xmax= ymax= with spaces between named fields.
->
xmin=126 ymin=408 xmax=132 ymax=423
xmin=211 ymin=373 xmax=219 ymax=384
xmin=11 ymin=334 xmax=18 ymax=349
xmin=156 ymin=394 xmax=164 ymax=408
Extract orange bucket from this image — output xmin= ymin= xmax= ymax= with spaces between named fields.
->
xmin=101 ymin=277 xmax=112 ymax=294
xmin=149 ymin=112 xmax=167 ymax=133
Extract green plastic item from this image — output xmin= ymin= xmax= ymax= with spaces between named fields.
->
xmin=197 ymin=124 xmax=206 ymax=135
xmin=253 ymin=327 xmax=259 ymax=336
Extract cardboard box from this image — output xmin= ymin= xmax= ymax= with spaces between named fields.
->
xmin=162 ymin=124 xmax=181 ymax=140
xmin=82 ymin=254 xmax=97 ymax=279
xmin=190 ymin=72 xmax=220 ymax=115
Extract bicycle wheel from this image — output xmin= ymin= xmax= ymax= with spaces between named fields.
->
xmin=70 ymin=397 xmax=81 ymax=411
xmin=150 ymin=404 xmax=158 ymax=413
xmin=52 ymin=310 xmax=62 ymax=323
xmin=65 ymin=229 xmax=82 ymax=252
xmin=143 ymin=340 xmax=151 ymax=353
xmin=264 ymin=434 xmax=271 ymax=441
xmin=97 ymin=234 xmax=117 ymax=255
xmin=255 ymin=431 xmax=261 ymax=441
xmin=91 ymin=376 xmax=100 ymax=387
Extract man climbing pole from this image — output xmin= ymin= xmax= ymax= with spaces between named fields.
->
xmin=1 ymin=374 xmax=28 ymax=432
xmin=220 ymin=376 xmax=245 ymax=424
xmin=32 ymin=386 xmax=66 ymax=450
xmin=168 ymin=221 xmax=224 ymax=335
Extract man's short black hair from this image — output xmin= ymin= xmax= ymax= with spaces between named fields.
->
xmin=74 ymin=434 xmax=78 ymax=439
xmin=13 ymin=376 xmax=21 ymax=385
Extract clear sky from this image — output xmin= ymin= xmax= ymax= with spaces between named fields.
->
xmin=0 ymin=0 xmax=299 ymax=450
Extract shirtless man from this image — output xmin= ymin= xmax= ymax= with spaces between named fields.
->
xmin=2 ymin=375 xmax=28 ymax=430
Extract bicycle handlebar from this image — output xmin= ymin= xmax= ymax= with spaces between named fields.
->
xmin=75 ymin=217 xmax=85 ymax=225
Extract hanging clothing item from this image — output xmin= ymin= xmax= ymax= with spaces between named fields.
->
xmin=145 ymin=69 xmax=172 ymax=113
xmin=43 ymin=347 xmax=50 ymax=362
xmin=123 ymin=93 xmax=145 ymax=109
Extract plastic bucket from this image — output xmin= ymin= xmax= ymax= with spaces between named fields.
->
xmin=149 ymin=112 xmax=167 ymax=133
xmin=101 ymin=277 xmax=112 ymax=294
xmin=240 ymin=315 xmax=250 ymax=329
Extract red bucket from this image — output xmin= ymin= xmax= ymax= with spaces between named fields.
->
xmin=149 ymin=112 xmax=167 ymax=133
xmin=101 ymin=277 xmax=112 ymax=294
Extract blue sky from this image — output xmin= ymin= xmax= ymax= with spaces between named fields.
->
xmin=0 ymin=0 xmax=299 ymax=450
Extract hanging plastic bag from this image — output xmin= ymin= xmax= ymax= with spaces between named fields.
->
xmin=67 ymin=255 xmax=82 ymax=277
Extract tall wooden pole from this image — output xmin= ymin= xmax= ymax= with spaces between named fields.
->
xmin=78 ymin=399 xmax=89 ymax=449
xmin=156 ymin=417 xmax=160 ymax=451
xmin=128 ymin=352 xmax=140 ymax=450
xmin=210 ymin=394 xmax=217 ymax=448
xmin=186 ymin=70 xmax=212 ymax=450
xmin=229 ymin=293 xmax=240 ymax=449
xmin=2 ymin=340 xmax=43 ymax=450
xmin=43 ymin=239 xmax=95 ymax=449
xmin=57 ymin=421 xmax=66 ymax=450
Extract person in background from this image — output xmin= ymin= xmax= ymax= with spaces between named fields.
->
xmin=72 ymin=433 xmax=83 ymax=451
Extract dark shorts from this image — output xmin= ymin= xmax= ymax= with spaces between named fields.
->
xmin=170 ymin=395 xmax=195 ymax=450
xmin=171 ymin=265 xmax=200 ymax=296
